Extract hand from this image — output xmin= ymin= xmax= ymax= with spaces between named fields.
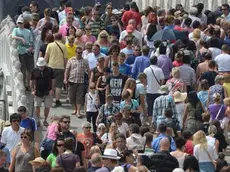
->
xmin=49 ymin=90 xmax=54 ymax=96
xmin=21 ymin=38 xmax=26 ymax=44
xmin=64 ymin=80 xmax=68 ymax=85
xmin=31 ymin=90 xmax=36 ymax=96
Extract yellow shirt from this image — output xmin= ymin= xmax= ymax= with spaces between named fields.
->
xmin=65 ymin=43 xmax=77 ymax=60
xmin=46 ymin=41 xmax=68 ymax=69
xmin=223 ymin=82 xmax=230 ymax=97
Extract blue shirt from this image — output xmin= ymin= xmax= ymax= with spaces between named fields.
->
xmin=132 ymin=55 xmax=150 ymax=79
xmin=151 ymin=133 xmax=176 ymax=152
xmin=119 ymin=63 xmax=131 ymax=76
xmin=20 ymin=117 xmax=37 ymax=131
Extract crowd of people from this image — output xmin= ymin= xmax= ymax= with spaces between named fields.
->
xmin=1 ymin=0 xmax=230 ymax=171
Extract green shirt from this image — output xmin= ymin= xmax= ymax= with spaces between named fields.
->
xmin=47 ymin=153 xmax=57 ymax=168
xmin=12 ymin=27 xmax=33 ymax=55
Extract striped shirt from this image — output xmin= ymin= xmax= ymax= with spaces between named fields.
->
xmin=88 ymin=19 xmax=105 ymax=37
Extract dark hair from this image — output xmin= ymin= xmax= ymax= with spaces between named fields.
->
xmin=21 ymin=6 xmax=30 ymax=12
xmin=183 ymin=155 xmax=199 ymax=171
xmin=30 ymin=1 xmax=38 ymax=8
xmin=184 ymin=18 xmax=192 ymax=27
xmin=130 ymin=2 xmax=139 ymax=12
xmin=112 ymin=62 xmax=119 ymax=67
xmin=222 ymin=3 xmax=230 ymax=9
xmin=52 ymin=25 xmax=59 ymax=34
xmin=150 ymin=56 xmax=158 ymax=65
xmin=41 ymin=23 xmax=53 ymax=42
xmin=146 ymin=23 xmax=157 ymax=41
xmin=220 ymin=167 xmax=230 ymax=172
xmin=73 ymin=166 xmax=87 ymax=172
xmin=119 ymin=150 xmax=133 ymax=163
xmin=52 ymin=138 xmax=64 ymax=156
xmin=17 ymin=106 xmax=27 ymax=112
xmin=188 ymin=91 xmax=200 ymax=108
xmin=207 ymin=12 xmax=217 ymax=25
xmin=202 ymin=52 xmax=212 ymax=60
xmin=174 ymin=19 xmax=181 ymax=26
xmin=192 ymin=20 xmax=201 ymax=29
xmin=115 ymin=133 xmax=126 ymax=141
xmin=108 ymin=44 xmax=120 ymax=55
xmin=129 ymin=124 xmax=140 ymax=134
xmin=222 ymin=44 xmax=229 ymax=53
xmin=144 ymin=132 xmax=153 ymax=144
xmin=159 ymin=43 xmax=167 ymax=54
xmin=45 ymin=33 xmax=54 ymax=43
xmin=209 ymin=38 xmax=219 ymax=48
xmin=196 ymin=3 xmax=204 ymax=14
xmin=142 ymin=45 xmax=150 ymax=56
xmin=165 ymin=108 xmax=173 ymax=118
xmin=158 ymin=123 xmax=167 ymax=133
xmin=60 ymin=115 xmax=70 ymax=122
xmin=140 ymin=126 xmax=150 ymax=136
xmin=175 ymin=137 xmax=186 ymax=149
xmin=183 ymin=130 xmax=193 ymax=140
xmin=50 ymin=166 xmax=65 ymax=172
xmin=199 ymin=79 xmax=209 ymax=90
xmin=10 ymin=113 xmax=21 ymax=123
xmin=35 ymin=163 xmax=51 ymax=172
xmin=54 ymin=33 xmax=62 ymax=40
xmin=208 ymin=60 xmax=216 ymax=69
xmin=211 ymin=119 xmax=223 ymax=133
xmin=67 ymin=26 xmax=76 ymax=37
xmin=64 ymin=137 xmax=75 ymax=151
xmin=21 ymin=129 xmax=34 ymax=141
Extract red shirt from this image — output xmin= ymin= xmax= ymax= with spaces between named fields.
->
xmin=122 ymin=10 xmax=141 ymax=28
xmin=173 ymin=60 xmax=184 ymax=67
xmin=184 ymin=140 xmax=193 ymax=155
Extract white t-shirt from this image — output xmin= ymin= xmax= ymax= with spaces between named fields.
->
xmin=194 ymin=144 xmax=218 ymax=162
xmin=215 ymin=53 xmax=230 ymax=72
xmin=208 ymin=47 xmax=221 ymax=60
xmin=144 ymin=65 xmax=165 ymax=94
xmin=1 ymin=126 xmax=25 ymax=153
xmin=86 ymin=92 xmax=98 ymax=112
xmin=119 ymin=29 xmax=142 ymax=46
xmin=118 ymin=122 xmax=129 ymax=137
xmin=86 ymin=52 xmax=106 ymax=70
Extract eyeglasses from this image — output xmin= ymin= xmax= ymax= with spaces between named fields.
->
xmin=21 ymin=136 xmax=28 ymax=139
xmin=222 ymin=8 xmax=228 ymax=11
xmin=63 ymin=121 xmax=70 ymax=124
xmin=57 ymin=144 xmax=64 ymax=147
xmin=84 ymin=127 xmax=91 ymax=129
xmin=107 ymin=7 xmax=112 ymax=10
xmin=101 ymin=36 xmax=107 ymax=39
xmin=12 ymin=119 xmax=20 ymax=123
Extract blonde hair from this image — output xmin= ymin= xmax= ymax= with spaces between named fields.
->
xmin=193 ymin=29 xmax=201 ymax=41
xmin=213 ymin=93 xmax=221 ymax=103
xmin=97 ymin=30 xmax=111 ymax=43
xmin=172 ymin=67 xmax=180 ymax=78
xmin=75 ymin=29 xmax=83 ymax=37
xmin=193 ymin=130 xmax=207 ymax=149
xmin=224 ymin=73 xmax=230 ymax=83
xmin=224 ymin=97 xmax=230 ymax=106
xmin=89 ymin=145 xmax=101 ymax=157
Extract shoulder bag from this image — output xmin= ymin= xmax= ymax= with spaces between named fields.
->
xmin=203 ymin=147 xmax=216 ymax=169
xmin=55 ymin=41 xmax=65 ymax=68
xmin=215 ymin=105 xmax=223 ymax=120
xmin=150 ymin=67 xmax=161 ymax=86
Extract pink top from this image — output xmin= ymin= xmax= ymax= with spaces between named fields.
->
xmin=47 ymin=122 xmax=59 ymax=141
xmin=81 ymin=34 xmax=96 ymax=43
xmin=59 ymin=24 xmax=71 ymax=37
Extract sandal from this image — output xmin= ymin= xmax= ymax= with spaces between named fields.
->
xmin=43 ymin=121 xmax=49 ymax=127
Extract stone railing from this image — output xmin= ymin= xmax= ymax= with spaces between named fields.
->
xmin=134 ymin=0 xmax=229 ymax=11
xmin=0 ymin=16 xmax=28 ymax=118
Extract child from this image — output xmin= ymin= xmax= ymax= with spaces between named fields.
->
xmin=85 ymin=82 xmax=99 ymax=132
xmin=197 ymin=79 xmax=209 ymax=109
xmin=200 ymin=112 xmax=210 ymax=135
xmin=223 ymin=74 xmax=230 ymax=98
xmin=164 ymin=108 xmax=181 ymax=137
xmin=119 ymin=52 xmax=131 ymax=77
xmin=200 ymin=60 xmax=218 ymax=87
xmin=216 ymin=153 xmax=228 ymax=172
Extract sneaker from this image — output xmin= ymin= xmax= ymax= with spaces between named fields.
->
xmin=54 ymin=100 xmax=62 ymax=108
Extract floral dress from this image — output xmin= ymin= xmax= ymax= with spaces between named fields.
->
xmin=166 ymin=78 xmax=185 ymax=95
xmin=208 ymin=84 xmax=224 ymax=105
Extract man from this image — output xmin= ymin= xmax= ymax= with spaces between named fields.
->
xmin=106 ymin=15 xmax=121 ymax=40
xmin=106 ymin=62 xmax=128 ymax=106
xmin=188 ymin=7 xmax=201 ymax=26
xmin=144 ymin=56 xmax=165 ymax=121
xmin=64 ymin=47 xmax=90 ymax=117
xmin=88 ymin=153 xmax=102 ymax=172
xmin=196 ymin=52 xmax=212 ymax=79
xmin=150 ymin=137 xmax=178 ymax=172
xmin=179 ymin=54 xmax=196 ymax=93
xmin=11 ymin=16 xmax=34 ymax=90
xmin=88 ymin=9 xmax=105 ymax=37
xmin=0 ymin=151 xmax=8 ymax=172
xmin=1 ymin=113 xmax=24 ymax=154
xmin=157 ymin=43 xmax=173 ymax=80
xmin=59 ymin=115 xmax=76 ymax=143
xmin=87 ymin=44 xmax=106 ymax=70
xmin=215 ymin=44 xmax=230 ymax=73
xmin=119 ymin=19 xmax=142 ymax=46
xmin=153 ymin=85 xmax=178 ymax=127
xmin=115 ymin=134 xmax=127 ymax=154
xmin=96 ymin=148 xmax=120 ymax=172
xmin=121 ymin=2 xmax=141 ymax=29
xmin=58 ymin=1 xmax=71 ymax=22
xmin=221 ymin=3 xmax=230 ymax=22
xmin=17 ymin=106 xmax=39 ymax=147
xmin=44 ymin=33 xmax=68 ymax=107
xmin=59 ymin=14 xmax=75 ymax=37
xmin=30 ymin=57 xmax=55 ymax=126
xmin=132 ymin=45 xmax=150 ymax=79
xmin=29 ymin=1 xmax=43 ymax=18
xmin=196 ymin=3 xmax=207 ymax=25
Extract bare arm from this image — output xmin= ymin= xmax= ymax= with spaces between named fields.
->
xmin=9 ymin=149 xmax=16 ymax=172
xmin=139 ymin=95 xmax=147 ymax=115
xmin=44 ymin=53 xmax=49 ymax=63
xmin=106 ymin=85 xmax=110 ymax=98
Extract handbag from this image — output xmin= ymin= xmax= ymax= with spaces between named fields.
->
xmin=203 ymin=147 xmax=217 ymax=169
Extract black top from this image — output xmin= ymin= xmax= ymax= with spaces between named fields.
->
xmin=200 ymin=71 xmax=218 ymax=87
xmin=199 ymin=123 xmax=210 ymax=135
xmin=106 ymin=73 xmax=128 ymax=102
xmin=31 ymin=66 xmax=55 ymax=97
xmin=87 ymin=166 xmax=101 ymax=172
xmin=39 ymin=43 xmax=48 ymax=57
xmin=75 ymin=141 xmax=85 ymax=166
xmin=149 ymin=151 xmax=179 ymax=172
xmin=214 ymin=131 xmax=228 ymax=152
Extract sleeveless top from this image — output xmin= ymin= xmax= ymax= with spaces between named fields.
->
xmin=176 ymin=153 xmax=187 ymax=169
xmin=187 ymin=102 xmax=202 ymax=120
xmin=15 ymin=145 xmax=35 ymax=172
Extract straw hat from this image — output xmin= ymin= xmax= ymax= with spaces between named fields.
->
xmin=29 ymin=157 xmax=45 ymax=165
xmin=173 ymin=91 xmax=187 ymax=103
xmin=158 ymin=85 xmax=169 ymax=94
xmin=101 ymin=149 xmax=121 ymax=160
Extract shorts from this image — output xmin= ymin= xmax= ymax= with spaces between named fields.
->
xmin=53 ymin=69 xmax=64 ymax=88
xmin=35 ymin=95 xmax=53 ymax=108
xmin=69 ymin=83 xmax=85 ymax=104
xmin=19 ymin=53 xmax=34 ymax=72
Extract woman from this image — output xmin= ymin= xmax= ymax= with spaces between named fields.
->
xmin=97 ymin=123 xmax=106 ymax=139
xmin=123 ymin=78 xmax=136 ymax=97
xmin=114 ymin=113 xmax=129 ymax=137
xmin=166 ymin=67 xmax=186 ymax=95
xmin=197 ymin=80 xmax=209 ymax=109
xmin=65 ymin=26 xmax=76 ymax=44
xmin=56 ymin=138 xmax=80 ymax=172
xmin=39 ymin=33 xmax=54 ymax=57
xmin=81 ymin=25 xmax=96 ymax=44
xmin=9 ymin=130 xmax=39 ymax=172
xmin=37 ymin=8 xmax=57 ymax=30
xmin=193 ymin=130 xmax=218 ymax=172
xmin=208 ymin=93 xmax=226 ymax=121
xmin=105 ymin=44 xmax=120 ymax=70
xmin=183 ymin=155 xmax=200 ymax=172
xmin=170 ymin=137 xmax=189 ymax=169
xmin=96 ymin=30 xmax=111 ymax=55
xmin=90 ymin=57 xmax=105 ymax=84
xmin=46 ymin=138 xmax=65 ymax=168
xmin=191 ymin=29 xmax=201 ymax=50
xmin=101 ymin=122 xmax=119 ymax=146
xmin=164 ymin=15 xmax=174 ymax=30
xmin=208 ymin=75 xmax=224 ymax=105
xmin=120 ymin=150 xmax=137 ymax=172
xmin=206 ymin=125 xmax=219 ymax=153
xmin=96 ymin=68 xmax=110 ymax=105
xmin=74 ymin=29 xmax=85 ymax=48
xmin=144 ymin=23 xmax=157 ymax=53
xmin=101 ymin=3 xmax=113 ymax=27
xmin=82 ymin=42 xmax=93 ymax=59
xmin=183 ymin=91 xmax=205 ymax=134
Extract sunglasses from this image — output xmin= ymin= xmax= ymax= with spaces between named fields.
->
xmin=85 ymin=28 xmax=91 ymax=30
xmin=18 ymin=22 xmax=23 ymax=24
xmin=107 ymin=7 xmax=112 ymax=9
xmin=101 ymin=36 xmax=107 ymax=39
xmin=63 ymin=121 xmax=70 ymax=124
xmin=21 ymin=136 xmax=28 ymax=139
xmin=57 ymin=144 xmax=64 ymax=147
xmin=84 ymin=127 xmax=91 ymax=129
xmin=12 ymin=119 xmax=20 ymax=123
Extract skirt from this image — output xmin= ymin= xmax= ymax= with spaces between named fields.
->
xmin=199 ymin=162 xmax=215 ymax=172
